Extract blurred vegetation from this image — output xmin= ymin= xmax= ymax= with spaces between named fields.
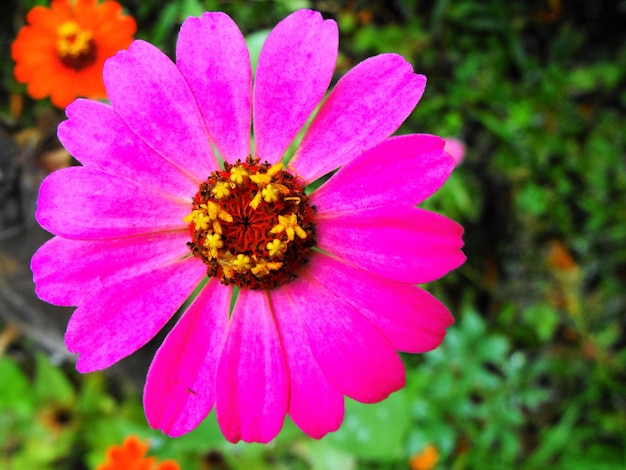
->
xmin=1 ymin=0 xmax=626 ymax=468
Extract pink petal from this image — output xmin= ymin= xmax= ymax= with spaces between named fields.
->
xmin=253 ymin=10 xmax=338 ymax=163
xmin=281 ymin=273 xmax=405 ymax=403
xmin=311 ymin=134 xmax=454 ymax=212
xmin=292 ymin=54 xmax=427 ymax=182
xmin=58 ymin=99 xmax=197 ymax=199
xmin=145 ymin=279 xmax=232 ymax=437
xmin=306 ymin=253 xmax=454 ymax=353
xmin=103 ymin=40 xmax=218 ymax=182
xmin=36 ymin=166 xmax=189 ymax=239
xmin=176 ymin=13 xmax=251 ymax=162
xmin=270 ymin=288 xmax=344 ymax=438
xmin=31 ymin=232 xmax=190 ymax=307
xmin=215 ymin=289 xmax=288 ymax=443
xmin=316 ymin=206 xmax=466 ymax=284
xmin=444 ymin=137 xmax=466 ymax=165
xmin=66 ymin=257 xmax=206 ymax=373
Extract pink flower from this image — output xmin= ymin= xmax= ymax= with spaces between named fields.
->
xmin=443 ymin=137 xmax=466 ymax=165
xmin=32 ymin=10 xmax=465 ymax=443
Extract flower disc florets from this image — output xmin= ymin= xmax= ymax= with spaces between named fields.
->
xmin=56 ymin=21 xmax=98 ymax=71
xmin=185 ymin=157 xmax=316 ymax=289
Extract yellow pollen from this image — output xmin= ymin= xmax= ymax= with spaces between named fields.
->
xmin=251 ymin=258 xmax=283 ymax=277
xmin=248 ymin=163 xmax=286 ymax=209
xmin=204 ymin=233 xmax=223 ymax=259
xmin=184 ymin=202 xmax=233 ymax=234
xmin=184 ymin=209 xmax=210 ymax=231
xmin=248 ymin=191 xmax=263 ymax=210
xmin=211 ymin=181 xmax=232 ymax=199
xmin=206 ymin=201 xmax=232 ymax=235
xmin=217 ymin=252 xmax=236 ymax=279
xmin=261 ymin=184 xmax=280 ymax=203
xmin=56 ymin=21 xmax=93 ymax=58
xmin=205 ymin=201 xmax=233 ymax=223
xmin=249 ymin=162 xmax=283 ymax=186
xmin=233 ymin=254 xmax=251 ymax=272
xmin=266 ymin=239 xmax=286 ymax=257
xmin=270 ymin=213 xmax=307 ymax=242
xmin=230 ymin=166 xmax=249 ymax=184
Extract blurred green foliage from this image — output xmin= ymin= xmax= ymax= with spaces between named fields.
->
xmin=2 ymin=0 xmax=626 ymax=468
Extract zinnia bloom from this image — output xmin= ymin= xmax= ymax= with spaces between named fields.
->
xmin=32 ymin=10 xmax=465 ymax=443
xmin=96 ymin=435 xmax=179 ymax=470
xmin=410 ymin=444 xmax=440 ymax=470
xmin=11 ymin=0 xmax=136 ymax=108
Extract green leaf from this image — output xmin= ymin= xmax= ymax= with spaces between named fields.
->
xmin=522 ymin=304 xmax=561 ymax=343
xmin=516 ymin=184 xmax=550 ymax=216
xmin=181 ymin=0 xmax=204 ymax=18
xmin=526 ymin=404 xmax=581 ymax=466
xmin=34 ymin=353 xmax=75 ymax=406
xmin=293 ymin=439 xmax=356 ymax=470
xmin=0 ymin=357 xmax=35 ymax=416
xmin=326 ymin=390 xmax=411 ymax=461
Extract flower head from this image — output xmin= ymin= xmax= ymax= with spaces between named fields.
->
xmin=32 ymin=10 xmax=465 ymax=443
xmin=11 ymin=0 xmax=136 ymax=108
xmin=410 ymin=444 xmax=440 ymax=470
xmin=96 ymin=435 xmax=179 ymax=470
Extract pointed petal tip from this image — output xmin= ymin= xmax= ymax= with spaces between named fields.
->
xmin=253 ymin=6 xmax=338 ymax=163
xmin=177 ymin=9 xmax=251 ymax=161
xmin=293 ymin=53 xmax=429 ymax=182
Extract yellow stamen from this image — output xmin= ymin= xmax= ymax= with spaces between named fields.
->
xmin=270 ymin=213 xmax=307 ymax=242
xmin=249 ymin=163 xmax=286 ymax=209
xmin=248 ymin=191 xmax=263 ymax=210
xmin=185 ymin=202 xmax=232 ymax=233
xmin=184 ymin=209 xmax=210 ymax=231
xmin=249 ymin=163 xmax=283 ymax=186
xmin=266 ymin=239 xmax=286 ymax=257
xmin=212 ymin=220 xmax=223 ymax=235
xmin=261 ymin=184 xmax=280 ymax=203
xmin=251 ymin=258 xmax=283 ymax=277
xmin=56 ymin=21 xmax=93 ymax=58
xmin=205 ymin=202 xmax=233 ymax=223
xmin=230 ymin=166 xmax=249 ymax=184
xmin=233 ymin=254 xmax=251 ymax=272
xmin=218 ymin=252 xmax=236 ymax=279
xmin=204 ymin=233 xmax=223 ymax=259
xmin=211 ymin=181 xmax=231 ymax=199
xmin=251 ymin=183 xmax=289 ymax=209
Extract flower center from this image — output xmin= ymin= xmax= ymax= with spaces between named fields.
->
xmin=185 ymin=157 xmax=316 ymax=290
xmin=56 ymin=21 xmax=97 ymax=71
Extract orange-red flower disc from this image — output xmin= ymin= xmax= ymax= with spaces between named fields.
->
xmin=11 ymin=0 xmax=136 ymax=108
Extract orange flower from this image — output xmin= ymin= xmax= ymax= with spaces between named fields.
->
xmin=11 ymin=0 xmax=136 ymax=108
xmin=96 ymin=435 xmax=180 ymax=470
xmin=409 ymin=444 xmax=440 ymax=470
